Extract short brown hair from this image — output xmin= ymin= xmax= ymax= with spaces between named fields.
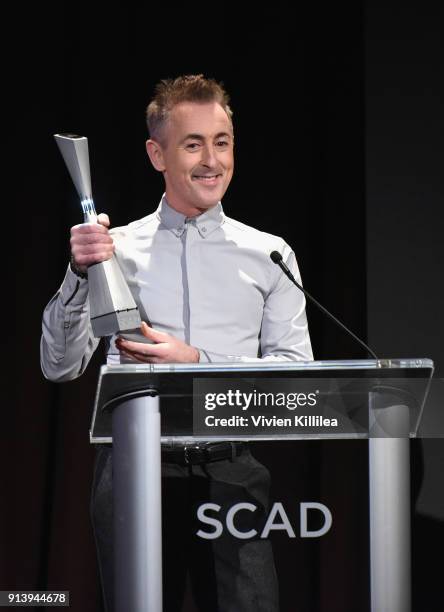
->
xmin=146 ymin=74 xmax=233 ymax=143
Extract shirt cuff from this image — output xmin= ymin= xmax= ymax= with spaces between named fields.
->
xmin=59 ymin=264 xmax=89 ymax=307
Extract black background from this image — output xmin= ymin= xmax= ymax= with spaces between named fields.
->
xmin=5 ymin=1 xmax=444 ymax=610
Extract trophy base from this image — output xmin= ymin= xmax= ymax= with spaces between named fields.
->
xmin=91 ymin=308 xmax=142 ymax=338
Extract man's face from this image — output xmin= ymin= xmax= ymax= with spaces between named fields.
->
xmin=147 ymin=101 xmax=234 ymax=216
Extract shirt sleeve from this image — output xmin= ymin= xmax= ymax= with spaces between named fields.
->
xmin=40 ymin=265 xmax=100 ymax=382
xmin=198 ymin=245 xmax=313 ymax=364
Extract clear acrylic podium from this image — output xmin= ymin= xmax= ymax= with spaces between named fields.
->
xmin=90 ymin=358 xmax=434 ymax=612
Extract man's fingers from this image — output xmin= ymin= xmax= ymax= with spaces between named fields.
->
xmin=126 ymin=352 xmax=162 ymax=365
xmin=71 ymin=239 xmax=114 ymax=253
xmin=116 ymin=342 xmax=165 ymax=364
xmin=97 ymin=213 xmax=110 ymax=227
xmin=71 ymin=222 xmax=110 ymax=236
xmin=140 ymin=322 xmax=168 ymax=342
xmin=115 ymin=347 xmax=138 ymax=362
xmin=72 ymin=243 xmax=114 ymax=257
xmin=116 ymin=328 xmax=198 ymax=364
xmin=116 ymin=337 xmax=164 ymax=356
xmin=71 ymin=234 xmax=114 ymax=248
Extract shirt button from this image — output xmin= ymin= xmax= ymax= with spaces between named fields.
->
xmin=201 ymin=226 xmax=207 ymax=232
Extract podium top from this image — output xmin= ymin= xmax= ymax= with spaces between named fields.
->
xmin=97 ymin=358 xmax=433 ymax=375
xmin=90 ymin=358 xmax=434 ymax=443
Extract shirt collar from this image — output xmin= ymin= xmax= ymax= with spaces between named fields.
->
xmin=156 ymin=194 xmax=224 ymax=238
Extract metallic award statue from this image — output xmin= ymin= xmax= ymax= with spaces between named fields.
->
xmin=54 ymin=133 xmax=141 ymax=337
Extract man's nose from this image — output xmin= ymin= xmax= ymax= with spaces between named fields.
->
xmin=200 ymin=144 xmax=217 ymax=167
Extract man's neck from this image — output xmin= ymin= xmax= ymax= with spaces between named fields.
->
xmin=164 ymin=195 xmax=217 ymax=218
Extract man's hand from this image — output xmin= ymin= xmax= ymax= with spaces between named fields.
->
xmin=70 ymin=213 xmax=114 ymax=273
xmin=115 ymin=321 xmax=200 ymax=364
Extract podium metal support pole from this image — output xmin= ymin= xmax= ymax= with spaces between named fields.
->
xmin=369 ymin=399 xmax=411 ymax=612
xmin=112 ymin=393 xmax=162 ymax=612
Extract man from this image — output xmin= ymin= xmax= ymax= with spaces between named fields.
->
xmin=41 ymin=75 xmax=313 ymax=611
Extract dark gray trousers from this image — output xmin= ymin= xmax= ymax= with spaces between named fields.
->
xmin=91 ymin=445 xmax=279 ymax=612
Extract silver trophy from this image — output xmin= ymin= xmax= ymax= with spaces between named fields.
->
xmin=54 ymin=133 xmax=141 ymax=337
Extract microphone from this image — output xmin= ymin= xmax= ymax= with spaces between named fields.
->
xmin=270 ymin=251 xmax=378 ymax=359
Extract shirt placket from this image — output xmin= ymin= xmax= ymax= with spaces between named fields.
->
xmin=182 ymin=220 xmax=200 ymax=346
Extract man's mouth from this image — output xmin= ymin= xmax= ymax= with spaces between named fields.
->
xmin=192 ymin=174 xmax=222 ymax=182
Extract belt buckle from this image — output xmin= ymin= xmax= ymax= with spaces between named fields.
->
xmin=184 ymin=445 xmax=206 ymax=465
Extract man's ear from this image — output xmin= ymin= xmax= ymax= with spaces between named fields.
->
xmin=146 ymin=139 xmax=166 ymax=172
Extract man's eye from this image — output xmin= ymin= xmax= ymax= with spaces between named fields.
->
xmin=216 ymin=140 xmax=229 ymax=147
xmin=186 ymin=143 xmax=200 ymax=150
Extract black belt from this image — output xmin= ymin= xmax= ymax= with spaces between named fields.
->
xmin=161 ymin=442 xmax=244 ymax=466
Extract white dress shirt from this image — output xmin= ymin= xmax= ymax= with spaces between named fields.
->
xmin=41 ymin=196 xmax=313 ymax=381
